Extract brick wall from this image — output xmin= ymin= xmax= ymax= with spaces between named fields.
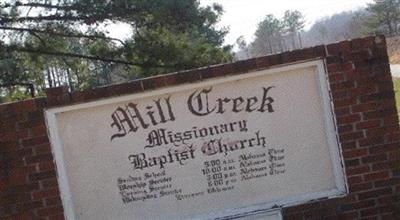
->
xmin=1 ymin=35 xmax=399 ymax=219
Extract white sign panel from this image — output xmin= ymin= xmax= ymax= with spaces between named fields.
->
xmin=46 ymin=60 xmax=347 ymax=220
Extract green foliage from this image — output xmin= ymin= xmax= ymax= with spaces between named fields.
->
xmin=250 ymin=11 xmax=305 ymax=56
xmin=366 ymin=0 xmax=400 ymax=36
xmin=393 ymin=77 xmax=400 ymax=119
xmin=0 ymin=0 xmax=232 ymax=102
xmin=283 ymin=10 xmax=305 ymax=33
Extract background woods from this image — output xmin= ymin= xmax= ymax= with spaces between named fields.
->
xmin=237 ymin=0 xmax=400 ymax=59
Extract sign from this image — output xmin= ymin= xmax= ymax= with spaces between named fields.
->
xmin=238 ymin=210 xmax=282 ymax=220
xmin=46 ymin=60 xmax=347 ymax=220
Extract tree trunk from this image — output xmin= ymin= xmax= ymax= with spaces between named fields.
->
xmin=66 ymin=68 xmax=74 ymax=91
xmin=46 ymin=67 xmax=53 ymax=88
xmin=74 ymin=70 xmax=81 ymax=86
xmin=298 ymin=32 xmax=303 ymax=49
xmin=386 ymin=12 xmax=394 ymax=36
xmin=267 ymin=37 xmax=273 ymax=55
xmin=292 ymin=33 xmax=296 ymax=50
xmin=50 ymin=67 xmax=57 ymax=87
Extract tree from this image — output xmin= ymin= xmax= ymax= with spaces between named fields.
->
xmin=234 ymin=36 xmax=250 ymax=60
xmin=0 ymin=0 xmax=232 ymax=101
xmin=283 ymin=10 xmax=305 ymax=50
xmin=250 ymin=14 xmax=284 ymax=56
xmin=366 ymin=0 xmax=400 ymax=36
xmin=301 ymin=11 xmax=368 ymax=47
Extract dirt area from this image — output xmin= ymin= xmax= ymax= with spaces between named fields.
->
xmin=387 ymin=36 xmax=400 ymax=64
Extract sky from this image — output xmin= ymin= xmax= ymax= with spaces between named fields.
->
xmin=106 ymin=0 xmax=374 ymax=49
xmin=199 ymin=0 xmax=374 ymax=47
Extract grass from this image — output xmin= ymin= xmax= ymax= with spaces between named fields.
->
xmin=393 ymin=78 xmax=400 ymax=118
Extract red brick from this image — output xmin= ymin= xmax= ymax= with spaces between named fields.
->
xmin=381 ymin=214 xmax=398 ymax=220
xmin=2 ymin=183 xmax=39 ymax=193
xmin=331 ymin=80 xmax=355 ymax=91
xmin=1 ymin=192 xmax=32 ymax=205
xmin=334 ymin=107 xmax=350 ymax=117
xmin=388 ymin=151 xmax=400 ymax=160
xmin=382 ymin=115 xmax=400 ymax=126
xmin=48 ymin=214 xmax=65 ymax=220
xmin=347 ymin=199 xmax=376 ymax=210
xmin=358 ymin=187 xmax=392 ymax=200
xmin=339 ymin=124 xmax=353 ymax=133
xmin=5 ymin=211 xmax=37 ymax=220
xmin=16 ymin=200 xmax=44 ymax=212
xmin=332 ymin=90 xmax=349 ymax=100
xmin=232 ymin=58 xmax=257 ymax=73
xmin=7 ymin=165 xmax=36 ymax=185
xmin=358 ymin=136 xmax=385 ymax=147
xmin=33 ymin=143 xmax=52 ymax=155
xmin=385 ymin=131 xmax=400 ymax=142
xmin=374 ymin=177 xmax=400 ymax=188
xmin=1 ymin=130 xmax=29 ymax=142
xmin=31 ymin=125 xmax=48 ymax=137
xmin=337 ymin=114 xmax=361 ymax=125
xmin=255 ymin=56 xmax=269 ymax=68
xmin=45 ymin=86 xmax=68 ymax=98
xmin=345 ymin=158 xmax=360 ymax=167
xmin=327 ymin=42 xmax=340 ymax=56
xmin=363 ymin=109 xmax=395 ymax=120
xmin=349 ymin=182 xmax=373 ymax=192
xmin=18 ymin=118 xmax=45 ymax=130
xmin=352 ymin=103 xmax=377 ymax=113
xmin=347 ymin=175 xmax=363 ymax=185
xmin=372 ymin=160 xmax=400 ymax=171
xmin=341 ymin=141 xmax=357 ymax=149
xmin=334 ymin=98 xmax=356 ymax=107
xmin=329 ymin=73 xmax=345 ymax=82
xmin=208 ymin=63 xmax=234 ymax=78
xmin=283 ymin=212 xmax=303 ymax=220
xmin=343 ymin=148 xmax=368 ymax=158
xmin=38 ymin=161 xmax=55 ymax=171
xmin=356 ymin=120 xmax=381 ymax=130
xmin=25 ymin=153 xmax=53 ymax=165
xmin=350 ymin=86 xmax=378 ymax=96
xmin=347 ymin=165 xmax=371 ymax=176
xmin=41 ymin=178 xmax=59 ymax=189
xmin=0 ymin=141 xmax=19 ymax=153
xmin=340 ymin=131 xmax=364 ymax=142
xmin=32 ymin=187 xmax=60 ymax=200
xmin=337 ymin=211 xmax=359 ymax=219
xmin=141 ymin=75 xmax=166 ymax=90
xmin=36 ymin=206 xmax=63 ymax=217
xmin=22 ymin=136 xmax=49 ymax=147
xmin=361 ymin=154 xmax=387 ymax=164
xmin=268 ymin=54 xmax=283 ymax=66
xmin=363 ymin=171 xmax=390 ymax=182
xmin=360 ymin=205 xmax=394 ymax=217
xmin=45 ymin=196 xmax=62 ymax=207
xmin=28 ymin=170 xmax=56 ymax=182
xmin=369 ymin=143 xmax=399 ymax=154
xmin=366 ymin=126 xmax=399 ymax=137
xmin=10 ymin=99 xmax=37 ymax=114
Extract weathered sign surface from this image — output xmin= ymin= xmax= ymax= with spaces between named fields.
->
xmin=46 ymin=60 xmax=347 ymax=220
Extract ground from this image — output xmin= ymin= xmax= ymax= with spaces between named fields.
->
xmin=388 ymin=36 xmax=400 ymax=117
xmin=387 ymin=36 xmax=400 ymax=64
xmin=393 ymin=78 xmax=400 ymax=119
